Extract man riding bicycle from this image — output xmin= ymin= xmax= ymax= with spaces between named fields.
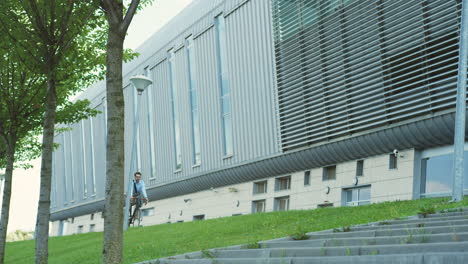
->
xmin=129 ymin=172 xmax=149 ymax=225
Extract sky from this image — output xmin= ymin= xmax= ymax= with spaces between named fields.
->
xmin=1 ymin=0 xmax=193 ymax=234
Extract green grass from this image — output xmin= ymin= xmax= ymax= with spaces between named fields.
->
xmin=6 ymin=197 xmax=468 ymax=264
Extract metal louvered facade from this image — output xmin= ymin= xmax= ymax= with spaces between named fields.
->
xmin=272 ymin=0 xmax=461 ymax=151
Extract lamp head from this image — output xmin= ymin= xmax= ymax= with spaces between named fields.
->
xmin=130 ymin=75 xmax=152 ymax=95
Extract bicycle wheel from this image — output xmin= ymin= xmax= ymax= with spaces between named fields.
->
xmin=133 ymin=207 xmax=141 ymax=226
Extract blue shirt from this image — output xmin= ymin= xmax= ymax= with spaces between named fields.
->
xmin=131 ymin=180 xmax=148 ymax=198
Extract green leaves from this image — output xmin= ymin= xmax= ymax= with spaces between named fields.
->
xmin=56 ymin=99 xmax=101 ymax=125
xmin=0 ymin=1 xmax=112 ymax=170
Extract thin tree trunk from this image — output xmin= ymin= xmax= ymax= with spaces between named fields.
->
xmin=35 ymin=72 xmax=57 ymax=264
xmin=0 ymin=136 xmax=16 ymax=264
xmin=102 ymin=23 xmax=125 ymax=264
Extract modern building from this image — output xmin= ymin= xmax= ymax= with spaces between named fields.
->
xmin=50 ymin=0 xmax=468 ymax=236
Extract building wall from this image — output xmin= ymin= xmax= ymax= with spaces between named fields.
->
xmin=50 ymin=0 xmax=463 ymax=223
xmin=51 ymin=149 xmax=414 ymax=236
xmin=51 ymin=0 xmax=280 ymax=217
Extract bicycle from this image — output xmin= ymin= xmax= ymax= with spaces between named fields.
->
xmin=128 ymin=196 xmax=144 ymax=227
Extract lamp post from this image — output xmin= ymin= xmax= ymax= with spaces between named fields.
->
xmin=123 ymin=75 xmax=152 ymax=231
xmin=0 ymin=172 xmax=4 ymax=209
xmin=452 ymin=0 xmax=468 ymax=202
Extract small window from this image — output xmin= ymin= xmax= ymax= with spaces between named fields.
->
xmin=142 ymin=208 xmax=155 ymax=217
xmin=71 ymin=217 xmax=75 ymax=224
xmin=356 ymin=160 xmax=364 ymax=177
xmin=89 ymin=224 xmax=95 ymax=232
xmin=193 ymin=215 xmax=205 ymax=221
xmin=317 ymin=202 xmax=334 ymax=208
xmin=274 ymin=196 xmax=290 ymax=211
xmin=177 ymin=220 xmax=184 ymax=223
xmin=304 ymin=171 xmax=311 ymax=186
xmin=344 ymin=186 xmax=371 ymax=206
xmin=90 ymin=213 xmax=94 ymax=220
xmin=252 ymin=200 xmax=266 ymax=213
xmin=253 ymin=180 xmax=267 ymax=194
xmin=275 ymin=176 xmax=291 ymax=191
xmin=323 ymin=165 xmax=336 ymax=181
xmin=77 ymin=225 xmax=83 ymax=234
xmin=389 ymin=154 xmax=398 ymax=169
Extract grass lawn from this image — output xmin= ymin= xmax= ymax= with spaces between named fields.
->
xmin=6 ymin=197 xmax=468 ymax=264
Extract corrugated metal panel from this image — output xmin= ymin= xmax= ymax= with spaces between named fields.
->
xmin=195 ymin=27 xmax=224 ymax=174
xmin=225 ymin=0 xmax=280 ymax=163
xmin=152 ymin=60 xmax=175 ymax=184
xmin=91 ymin=103 xmax=106 ymax=198
xmin=272 ymin=0 xmax=461 ymax=151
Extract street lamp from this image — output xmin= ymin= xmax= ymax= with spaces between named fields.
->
xmin=452 ymin=0 xmax=468 ymax=202
xmin=123 ymin=75 xmax=153 ymax=231
xmin=0 ymin=172 xmax=4 ymax=205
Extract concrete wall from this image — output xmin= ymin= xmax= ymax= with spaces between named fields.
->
xmin=51 ymin=149 xmax=415 ymax=236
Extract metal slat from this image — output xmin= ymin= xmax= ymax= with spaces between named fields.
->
xmin=279 ymin=80 xmax=456 ymax=135
xmin=282 ymin=93 xmax=457 ymax=149
xmin=279 ymin=17 xmax=451 ymax=96
xmin=278 ymin=54 xmax=458 ymax=113
xmin=272 ymin=0 xmax=461 ymax=151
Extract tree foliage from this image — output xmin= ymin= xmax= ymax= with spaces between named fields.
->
xmin=0 ymin=1 xmax=106 ymax=264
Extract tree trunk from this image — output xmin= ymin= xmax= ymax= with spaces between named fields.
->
xmin=35 ymin=71 xmax=57 ymax=264
xmin=102 ymin=23 xmax=126 ymax=264
xmin=0 ymin=136 xmax=16 ymax=264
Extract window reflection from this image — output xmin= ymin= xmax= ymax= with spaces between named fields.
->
xmin=422 ymin=152 xmax=468 ymax=195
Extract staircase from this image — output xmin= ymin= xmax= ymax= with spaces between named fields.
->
xmin=138 ymin=209 xmax=468 ymax=264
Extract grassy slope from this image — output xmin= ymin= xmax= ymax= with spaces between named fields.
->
xmin=6 ymin=197 xmax=468 ymax=264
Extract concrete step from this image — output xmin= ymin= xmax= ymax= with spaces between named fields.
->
xmin=258 ymin=232 xmax=468 ymax=248
xmin=209 ymin=241 xmax=468 ymax=259
xmin=423 ymin=210 xmax=468 ymax=218
xmin=152 ymin=252 xmax=468 ymax=264
xmin=302 ymin=224 xmax=468 ymax=240
xmin=135 ymin=208 xmax=468 ymax=264
xmin=348 ymin=218 xmax=468 ymax=232
xmin=322 ymin=214 xmax=468 ymax=229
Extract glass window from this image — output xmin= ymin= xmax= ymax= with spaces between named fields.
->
xmin=275 ymin=196 xmax=290 ymax=211
xmin=389 ymin=154 xmax=397 ymax=169
xmin=142 ymin=208 xmax=155 ymax=217
xmin=186 ymin=36 xmax=201 ymax=165
xmin=422 ymin=152 xmax=468 ymax=195
xmin=215 ymin=14 xmax=233 ymax=156
xmin=345 ymin=186 xmax=371 ymax=206
xmin=253 ymin=181 xmax=268 ymax=194
xmin=168 ymin=49 xmax=183 ymax=170
xmin=252 ymin=200 xmax=266 ymax=213
xmin=62 ymin=134 xmax=68 ymax=203
xmin=323 ymin=165 xmax=336 ymax=181
xmin=88 ymin=115 xmax=96 ymax=195
xmin=356 ymin=160 xmax=364 ymax=177
xmin=222 ymin=115 xmax=233 ymax=156
xmin=193 ymin=215 xmax=205 ymax=221
xmin=275 ymin=176 xmax=291 ymax=191
xmin=80 ymin=120 xmax=88 ymax=198
xmin=145 ymin=67 xmax=157 ymax=177
xmin=304 ymin=171 xmax=311 ymax=185
xmin=67 ymin=130 xmax=75 ymax=201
